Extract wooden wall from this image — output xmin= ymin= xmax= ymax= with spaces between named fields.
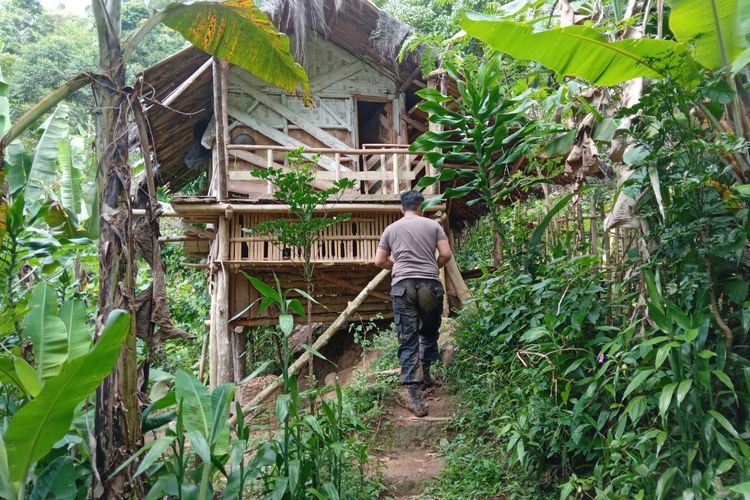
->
xmin=201 ymin=38 xmax=409 ymax=196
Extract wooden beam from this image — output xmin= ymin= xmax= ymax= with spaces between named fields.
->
xmin=228 ymin=150 xmax=335 ymax=190
xmin=228 ymin=169 xmax=417 ymax=182
xmin=318 ymin=274 xmax=392 ymax=302
xmin=161 ymin=57 xmax=212 ymax=107
xmin=231 ymin=311 xmax=393 ymax=327
xmin=229 ymin=145 xmax=417 ymax=154
xmin=226 ymin=107 xmax=345 ymax=172
xmin=241 ymin=86 xmax=352 ymax=153
xmin=403 ymin=113 xmax=427 ymax=133
xmin=212 ymin=58 xmax=229 ymax=201
xmin=308 ymin=61 xmax=366 ymax=91
xmin=170 ymin=202 xmax=445 ymax=214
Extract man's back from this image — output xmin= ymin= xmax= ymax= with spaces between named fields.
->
xmin=378 ymin=215 xmax=447 ymax=285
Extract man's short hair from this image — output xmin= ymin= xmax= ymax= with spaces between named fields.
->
xmin=400 ymin=190 xmax=424 ymax=211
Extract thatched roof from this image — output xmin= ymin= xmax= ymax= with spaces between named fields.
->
xmin=141 ymin=0 xmax=422 ymax=192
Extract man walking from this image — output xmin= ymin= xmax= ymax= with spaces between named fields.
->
xmin=374 ymin=190 xmax=453 ymax=417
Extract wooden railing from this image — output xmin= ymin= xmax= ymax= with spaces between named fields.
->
xmin=227 ymin=144 xmax=437 ymax=196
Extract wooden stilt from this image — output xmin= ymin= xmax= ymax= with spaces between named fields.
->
xmin=213 ymin=215 xmax=232 ymax=387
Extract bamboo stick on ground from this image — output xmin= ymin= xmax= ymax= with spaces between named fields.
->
xmin=231 ymin=269 xmax=392 ymax=423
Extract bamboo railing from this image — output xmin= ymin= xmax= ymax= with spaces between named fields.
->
xmin=226 ymin=144 xmax=436 ymax=196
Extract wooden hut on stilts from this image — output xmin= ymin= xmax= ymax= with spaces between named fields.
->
xmin=138 ymin=0 xmax=470 ymax=388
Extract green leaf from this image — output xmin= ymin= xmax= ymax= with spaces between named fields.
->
xmin=655 ymin=343 xmax=676 ymax=369
xmin=279 ymin=314 xmax=294 ymax=336
xmin=301 ymin=344 xmax=334 ymax=366
xmin=175 ymin=370 xmax=212 ymax=436
xmin=57 ymin=139 xmax=81 ymax=216
xmin=520 ymin=326 xmax=549 ymax=342
xmin=5 ymin=310 xmax=130 ymax=482
xmin=26 ymin=283 xmax=69 ymax=379
xmin=29 ymin=456 xmax=76 ymax=500
xmin=60 ymin=300 xmax=90 ymax=360
xmin=209 ymin=384 xmax=235 ymax=447
xmin=655 ymin=467 xmax=677 ymax=500
xmin=27 ymin=104 xmax=69 ymax=208
xmin=0 ymin=357 xmax=23 ymax=392
xmin=722 ymin=278 xmax=748 ymax=304
xmin=461 ymin=13 xmax=694 ymax=86
xmin=14 ymin=356 xmax=42 ymax=398
xmin=643 ymin=270 xmax=663 ymax=312
xmin=243 ymin=273 xmax=281 ymax=305
xmin=161 ymin=1 xmax=309 ymax=101
xmin=659 ymin=383 xmax=677 ymax=418
xmin=528 ymin=192 xmax=575 ymax=256
xmin=716 ymin=458 xmax=735 ymax=475
xmin=676 ymin=379 xmax=692 ymax=405
xmin=669 ymin=0 xmax=749 ymax=70
xmin=729 ymin=482 xmax=750 ymax=494
xmin=709 ymin=410 xmax=740 ymax=437
xmin=712 ymin=370 xmax=735 ymax=391
xmin=134 ymin=437 xmax=175 ymax=478
xmin=185 ymin=431 xmax=211 ymax=463
xmin=623 ymin=369 xmax=654 ymax=399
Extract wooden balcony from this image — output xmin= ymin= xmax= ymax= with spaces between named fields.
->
xmin=225 ymin=144 xmax=437 ymax=198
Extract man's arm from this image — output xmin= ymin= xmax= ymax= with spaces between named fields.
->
xmin=374 ymin=247 xmax=393 ymax=270
xmin=436 ymin=239 xmax=453 ymax=268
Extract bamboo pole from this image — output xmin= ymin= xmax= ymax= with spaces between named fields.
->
xmin=444 ymin=258 xmax=471 ymax=303
xmin=212 ymin=58 xmax=229 ymax=201
xmin=162 ymin=58 xmax=213 ymax=107
xmin=210 ymin=215 xmax=233 ymax=387
xmin=232 ymin=269 xmax=391 ymax=421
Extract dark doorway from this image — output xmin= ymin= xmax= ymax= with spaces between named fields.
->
xmin=356 ymin=99 xmax=389 ymax=147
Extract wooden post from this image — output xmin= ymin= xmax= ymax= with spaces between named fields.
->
xmin=212 ymin=58 xmax=229 ymax=201
xmin=232 ymin=269 xmax=391 ymax=419
xmin=334 ymin=152 xmax=341 ymax=182
xmin=266 ymin=148 xmax=273 ymax=194
xmin=380 ymin=153 xmax=387 ymax=194
xmin=392 ymin=154 xmax=401 ymax=194
xmin=209 ymin=214 xmax=232 ymax=388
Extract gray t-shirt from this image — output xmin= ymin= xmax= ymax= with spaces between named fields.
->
xmin=378 ymin=215 xmax=448 ymax=285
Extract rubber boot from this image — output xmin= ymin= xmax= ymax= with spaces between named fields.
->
xmin=422 ymin=362 xmax=436 ymax=390
xmin=397 ymin=383 xmax=428 ymax=417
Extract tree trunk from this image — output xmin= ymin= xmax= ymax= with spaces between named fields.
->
xmin=91 ymin=1 xmax=141 ymax=496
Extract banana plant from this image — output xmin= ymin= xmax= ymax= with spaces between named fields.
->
xmin=0 ymin=310 xmax=130 ymax=499
xmin=461 ymin=0 xmax=750 ymax=154
xmin=462 ymin=0 xmax=749 ymax=83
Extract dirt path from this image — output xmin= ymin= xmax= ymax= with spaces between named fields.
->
xmin=375 ymin=385 xmax=454 ymax=498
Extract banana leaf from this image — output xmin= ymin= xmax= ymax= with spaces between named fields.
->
xmin=26 ymin=283 xmax=68 ymax=379
xmin=161 ymin=1 xmax=310 ymax=102
xmin=5 ymin=310 xmax=130 ymax=482
xmin=461 ymin=12 xmax=696 ymax=86
xmin=27 ymin=104 xmax=69 ymax=210
xmin=669 ymin=0 xmax=749 ymax=71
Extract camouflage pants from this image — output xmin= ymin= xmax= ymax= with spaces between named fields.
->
xmin=391 ymin=278 xmax=444 ymax=385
